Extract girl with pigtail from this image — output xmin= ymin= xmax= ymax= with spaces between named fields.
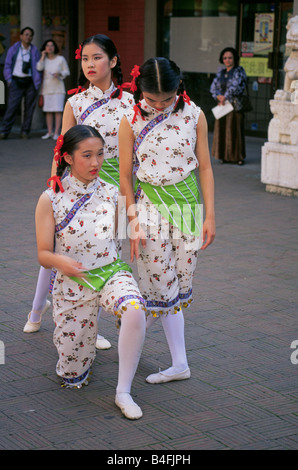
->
xmin=119 ymin=57 xmax=215 ymax=385
xmin=35 ymin=124 xmax=146 ymax=419
xmin=24 ymin=34 xmax=133 ymax=350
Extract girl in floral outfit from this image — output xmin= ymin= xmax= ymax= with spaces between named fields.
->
xmin=36 ymin=124 xmax=146 ymax=419
xmin=119 ymin=58 xmax=215 ymax=384
xmin=24 ymin=35 xmax=133 ymax=350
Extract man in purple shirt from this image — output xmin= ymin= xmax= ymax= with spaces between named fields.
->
xmin=0 ymin=27 xmax=42 ymax=139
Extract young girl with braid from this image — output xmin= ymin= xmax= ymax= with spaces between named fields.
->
xmin=119 ymin=58 xmax=215 ymax=384
xmin=36 ymin=124 xmax=146 ymax=419
xmin=24 ymin=35 xmax=133 ymax=349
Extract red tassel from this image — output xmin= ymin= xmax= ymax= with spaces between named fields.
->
xmin=111 ymin=82 xmax=134 ymax=99
xmin=130 ymin=65 xmax=140 ymax=92
xmin=182 ymin=90 xmax=191 ymax=105
xmin=131 ymin=103 xmax=145 ymax=124
xmin=47 ymin=175 xmax=64 ymax=193
xmin=174 ymin=91 xmax=191 ymax=110
xmin=67 ymin=86 xmax=86 ymax=95
xmin=75 ymin=44 xmax=82 ymax=60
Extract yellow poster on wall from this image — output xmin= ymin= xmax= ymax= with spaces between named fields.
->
xmin=240 ymin=57 xmax=273 ymax=78
xmin=254 ymin=13 xmax=274 ymax=55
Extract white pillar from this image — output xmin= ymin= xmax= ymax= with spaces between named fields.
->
xmin=20 ymin=0 xmax=44 ymax=131
xmin=20 ymin=0 xmax=42 ymax=48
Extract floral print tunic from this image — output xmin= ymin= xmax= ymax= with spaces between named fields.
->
xmin=46 ymin=174 xmax=145 ymax=384
xmin=125 ymin=98 xmax=201 ymax=186
xmin=124 ymin=98 xmax=202 ymax=316
xmin=68 ymin=83 xmax=134 ymax=160
xmin=46 ymin=174 xmax=118 ymax=301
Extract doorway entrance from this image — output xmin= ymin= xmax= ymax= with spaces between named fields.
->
xmin=238 ymin=1 xmax=293 ymax=136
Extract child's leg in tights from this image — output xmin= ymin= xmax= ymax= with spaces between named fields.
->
xmin=96 ymin=307 xmax=111 ymax=349
xmin=160 ymin=309 xmax=188 ymax=375
xmin=29 ymin=267 xmax=51 ymax=323
xmin=115 ymin=304 xmax=146 ymax=417
xmin=146 ymin=309 xmax=188 ymax=375
xmin=116 ymin=303 xmax=146 ymax=398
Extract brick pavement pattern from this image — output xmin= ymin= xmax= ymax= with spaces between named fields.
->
xmin=0 ymin=131 xmax=297 ymax=450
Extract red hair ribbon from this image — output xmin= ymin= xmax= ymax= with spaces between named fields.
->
xmin=75 ymin=44 xmax=82 ymax=60
xmin=181 ymin=91 xmax=191 ymax=105
xmin=47 ymin=175 xmax=64 ymax=193
xmin=111 ymin=82 xmax=133 ymax=99
xmin=130 ymin=65 xmax=140 ymax=92
xmin=53 ymin=135 xmax=64 ymax=166
xmin=174 ymin=90 xmax=191 ymax=110
xmin=54 ymin=151 xmax=67 ymax=166
xmin=131 ymin=103 xmax=145 ymax=124
xmin=67 ymin=86 xmax=86 ymax=95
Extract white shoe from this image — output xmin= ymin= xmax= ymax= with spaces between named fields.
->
xmin=96 ymin=335 xmax=111 ymax=350
xmin=53 ymin=134 xmax=60 ymax=140
xmin=23 ymin=300 xmax=51 ymax=333
xmin=146 ymin=367 xmax=191 ymax=384
xmin=115 ymin=393 xmax=143 ymax=420
xmin=41 ymin=133 xmax=52 ymax=139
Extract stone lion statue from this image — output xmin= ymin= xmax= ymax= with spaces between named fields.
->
xmin=275 ymin=16 xmax=298 ymax=100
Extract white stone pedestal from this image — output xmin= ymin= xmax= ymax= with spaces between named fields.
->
xmin=261 ymin=141 xmax=298 ymax=196
xmin=260 ymin=15 xmax=298 ymax=197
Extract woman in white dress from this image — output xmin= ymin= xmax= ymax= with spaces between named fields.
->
xmin=37 ymin=39 xmax=70 ymax=140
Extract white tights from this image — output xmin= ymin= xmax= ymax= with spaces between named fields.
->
xmin=116 ymin=305 xmax=146 ymax=401
xmin=146 ymin=309 xmax=188 ymax=375
xmin=30 ymin=267 xmax=51 ymax=323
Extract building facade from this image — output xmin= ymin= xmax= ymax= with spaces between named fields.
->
xmin=0 ymin=0 xmax=297 ymax=136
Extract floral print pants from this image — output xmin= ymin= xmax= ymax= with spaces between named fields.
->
xmin=52 ymin=270 xmax=144 ymax=382
xmin=136 ymin=192 xmax=200 ymax=317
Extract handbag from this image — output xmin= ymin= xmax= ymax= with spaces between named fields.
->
xmin=38 ymin=94 xmax=44 ymax=107
xmin=241 ymin=84 xmax=253 ymax=113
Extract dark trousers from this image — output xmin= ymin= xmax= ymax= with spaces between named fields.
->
xmin=0 ymin=77 xmax=38 ymax=135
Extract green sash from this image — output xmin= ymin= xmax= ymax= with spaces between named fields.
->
xmin=137 ymin=171 xmax=202 ymax=236
xmin=99 ymin=158 xmax=119 ymax=187
xmin=70 ymin=258 xmax=132 ymax=291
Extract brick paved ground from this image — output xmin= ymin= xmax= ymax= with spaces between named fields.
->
xmin=0 ymin=129 xmax=297 ymax=451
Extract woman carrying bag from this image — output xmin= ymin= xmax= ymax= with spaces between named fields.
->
xmin=210 ymin=47 xmax=248 ymax=165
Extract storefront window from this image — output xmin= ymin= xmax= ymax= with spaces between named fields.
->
xmin=239 ymin=2 xmax=293 ymax=135
xmin=158 ymin=0 xmax=239 ymax=130
xmin=159 ymin=0 xmax=239 ymax=59
xmin=158 ymin=0 xmax=293 ymax=136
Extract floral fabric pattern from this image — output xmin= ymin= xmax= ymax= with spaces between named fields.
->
xmin=53 ymin=269 xmax=143 ymax=381
xmin=125 ymin=99 xmax=202 ymax=316
xmin=136 ymin=191 xmax=200 ymax=317
xmin=46 ymin=174 xmax=118 ymax=300
xmin=68 ymin=83 xmax=134 ymax=160
xmin=48 ymin=174 xmax=144 ymax=381
xmin=125 ymin=98 xmax=201 ymax=186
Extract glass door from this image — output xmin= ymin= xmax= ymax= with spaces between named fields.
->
xmin=238 ymin=1 xmax=293 ymax=136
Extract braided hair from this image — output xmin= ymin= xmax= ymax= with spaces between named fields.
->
xmin=78 ymin=34 xmax=123 ymax=98
xmin=133 ymin=57 xmax=187 ymax=117
xmin=54 ymin=125 xmax=104 ymax=193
